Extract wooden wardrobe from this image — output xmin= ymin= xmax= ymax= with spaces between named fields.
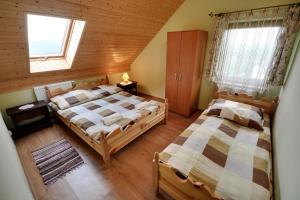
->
xmin=165 ymin=30 xmax=208 ymax=117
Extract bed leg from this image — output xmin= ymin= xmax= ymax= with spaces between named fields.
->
xmin=164 ymin=99 xmax=168 ymax=125
xmin=153 ymin=152 xmax=160 ymax=196
xmin=104 ymin=154 xmax=111 ymax=168
xmin=100 ymin=133 xmax=111 ymax=168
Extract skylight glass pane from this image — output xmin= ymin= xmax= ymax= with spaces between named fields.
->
xmin=27 ymin=14 xmax=70 ymax=57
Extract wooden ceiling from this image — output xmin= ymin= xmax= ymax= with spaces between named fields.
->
xmin=0 ymin=0 xmax=184 ymax=92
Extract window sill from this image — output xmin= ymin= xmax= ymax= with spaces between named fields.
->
xmin=30 ymin=58 xmax=71 ymax=73
xmin=216 ymin=80 xmax=264 ymax=93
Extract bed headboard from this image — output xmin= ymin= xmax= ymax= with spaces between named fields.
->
xmin=214 ymin=91 xmax=279 ymax=114
xmin=34 ymin=80 xmax=75 ymax=101
xmin=73 ymin=75 xmax=109 ymax=90
xmin=37 ymin=75 xmax=109 ymax=100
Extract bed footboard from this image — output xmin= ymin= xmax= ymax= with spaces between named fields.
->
xmin=153 ymin=152 xmax=223 ymax=200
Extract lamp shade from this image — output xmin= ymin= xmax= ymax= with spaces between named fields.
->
xmin=122 ymin=73 xmax=130 ymax=82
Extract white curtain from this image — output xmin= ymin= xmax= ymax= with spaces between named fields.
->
xmin=207 ymin=6 xmax=293 ymax=95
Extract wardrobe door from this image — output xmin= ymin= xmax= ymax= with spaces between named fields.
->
xmin=176 ymin=31 xmax=200 ymax=116
xmin=165 ymin=32 xmax=181 ymax=112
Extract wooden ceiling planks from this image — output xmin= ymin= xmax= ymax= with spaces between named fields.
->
xmin=0 ymin=0 xmax=184 ymax=93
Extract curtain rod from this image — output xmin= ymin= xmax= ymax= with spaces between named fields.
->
xmin=209 ymin=3 xmax=300 ymax=17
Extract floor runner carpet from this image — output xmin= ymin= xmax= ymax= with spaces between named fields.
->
xmin=32 ymin=138 xmax=84 ymax=185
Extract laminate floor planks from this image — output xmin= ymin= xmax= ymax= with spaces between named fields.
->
xmin=15 ymin=111 xmax=201 ymax=200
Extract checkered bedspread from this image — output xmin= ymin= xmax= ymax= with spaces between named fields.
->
xmin=159 ymin=110 xmax=272 ymax=200
xmin=58 ymin=91 xmax=160 ymax=142
xmin=50 ymin=85 xmax=122 ymax=110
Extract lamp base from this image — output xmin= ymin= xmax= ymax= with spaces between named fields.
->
xmin=120 ymin=81 xmax=132 ymax=86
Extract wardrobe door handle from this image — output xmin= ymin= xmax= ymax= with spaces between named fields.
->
xmin=179 ymin=74 xmax=182 ymax=81
xmin=174 ymin=73 xmax=178 ymax=80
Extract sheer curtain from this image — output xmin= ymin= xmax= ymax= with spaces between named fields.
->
xmin=207 ymin=5 xmax=299 ymax=95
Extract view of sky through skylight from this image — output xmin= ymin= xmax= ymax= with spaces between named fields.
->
xmin=27 ymin=14 xmax=70 ymax=57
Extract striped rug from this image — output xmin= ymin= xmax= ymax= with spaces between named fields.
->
xmin=32 ymin=138 xmax=84 ymax=185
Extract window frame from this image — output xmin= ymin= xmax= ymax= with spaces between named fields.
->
xmin=26 ymin=13 xmax=74 ymax=60
xmin=25 ymin=12 xmax=87 ymax=73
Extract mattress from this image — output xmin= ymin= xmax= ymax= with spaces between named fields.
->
xmin=159 ymin=110 xmax=272 ymax=200
xmin=56 ymin=91 xmax=161 ymax=142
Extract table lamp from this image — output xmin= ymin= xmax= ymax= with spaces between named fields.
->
xmin=121 ymin=73 xmax=132 ymax=85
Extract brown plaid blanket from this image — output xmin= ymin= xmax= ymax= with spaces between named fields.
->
xmin=160 ymin=109 xmax=272 ymax=200
xmin=58 ymin=91 xmax=161 ymax=142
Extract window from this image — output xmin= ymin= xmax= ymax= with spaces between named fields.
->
xmin=211 ymin=24 xmax=282 ymax=94
xmin=208 ymin=7 xmax=296 ymax=94
xmin=27 ymin=14 xmax=71 ymax=58
xmin=26 ymin=14 xmax=86 ymax=73
xmin=220 ymin=26 xmax=281 ymax=84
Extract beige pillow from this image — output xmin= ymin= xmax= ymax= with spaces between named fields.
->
xmin=46 ymin=87 xmax=73 ymax=99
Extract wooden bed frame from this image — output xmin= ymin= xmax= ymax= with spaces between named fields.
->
xmin=47 ymin=76 xmax=168 ymax=168
xmin=153 ymin=91 xmax=278 ymax=200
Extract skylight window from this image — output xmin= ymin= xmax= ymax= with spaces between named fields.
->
xmin=27 ymin=14 xmax=71 ymax=58
xmin=26 ymin=14 xmax=86 ymax=73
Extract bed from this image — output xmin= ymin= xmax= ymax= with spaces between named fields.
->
xmin=153 ymin=92 xmax=278 ymax=200
xmin=46 ymin=76 xmax=168 ymax=167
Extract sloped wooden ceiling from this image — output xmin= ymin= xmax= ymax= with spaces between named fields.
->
xmin=0 ymin=0 xmax=184 ymax=92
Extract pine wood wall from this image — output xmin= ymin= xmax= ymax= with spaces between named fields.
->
xmin=0 ymin=0 xmax=183 ymax=93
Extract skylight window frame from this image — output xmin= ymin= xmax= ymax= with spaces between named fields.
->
xmin=63 ymin=20 xmax=75 ymax=59
xmin=24 ymin=12 xmax=87 ymax=73
xmin=26 ymin=13 xmax=74 ymax=60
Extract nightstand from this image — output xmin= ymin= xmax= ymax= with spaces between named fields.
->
xmin=117 ymin=81 xmax=138 ymax=95
xmin=6 ymin=100 xmax=52 ymax=139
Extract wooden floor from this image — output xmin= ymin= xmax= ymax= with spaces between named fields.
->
xmin=15 ymin=111 xmax=201 ymax=200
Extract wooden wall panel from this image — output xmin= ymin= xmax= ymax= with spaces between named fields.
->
xmin=0 ymin=0 xmax=183 ymax=93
